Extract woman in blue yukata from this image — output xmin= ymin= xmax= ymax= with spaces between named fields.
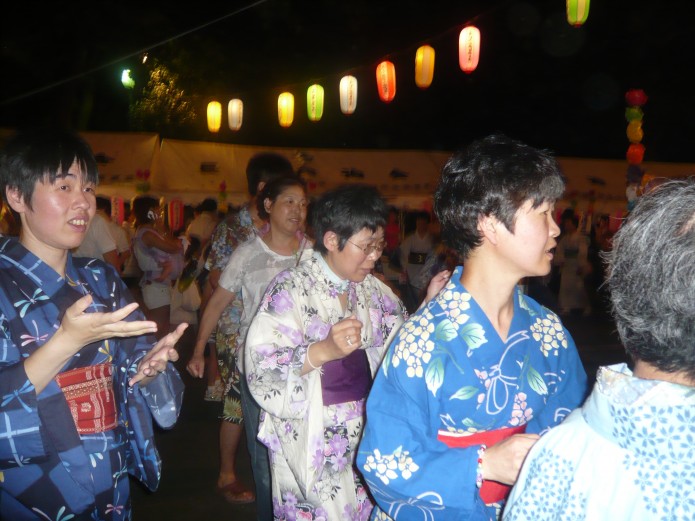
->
xmin=0 ymin=128 xmax=187 ymax=520
xmin=357 ymin=134 xmax=589 ymax=520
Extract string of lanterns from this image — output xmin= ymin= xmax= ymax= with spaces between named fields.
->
xmin=206 ymin=1 xmax=589 ymax=131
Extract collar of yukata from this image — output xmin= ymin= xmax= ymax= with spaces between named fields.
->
xmin=314 ymin=251 xmax=349 ymax=293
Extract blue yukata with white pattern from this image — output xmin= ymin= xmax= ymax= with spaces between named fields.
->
xmin=0 ymin=237 xmax=184 ymax=520
xmin=357 ymin=266 xmax=588 ymax=520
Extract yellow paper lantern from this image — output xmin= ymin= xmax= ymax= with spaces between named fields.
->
xmin=566 ymin=0 xmax=590 ymax=27
xmin=207 ymin=101 xmax=222 ymax=133
xmin=278 ymin=92 xmax=294 ymax=128
xmin=376 ymin=60 xmax=396 ymax=103
xmin=307 ymin=84 xmax=324 ymax=122
xmin=228 ymin=99 xmax=243 ymax=131
xmin=415 ymin=45 xmax=435 ymax=89
xmin=459 ymin=26 xmax=481 ymax=73
xmin=626 ymin=121 xmax=643 ymax=143
xmin=340 ymin=75 xmax=358 ymax=115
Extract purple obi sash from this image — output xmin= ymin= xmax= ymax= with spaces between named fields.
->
xmin=320 ymin=349 xmax=371 ymax=406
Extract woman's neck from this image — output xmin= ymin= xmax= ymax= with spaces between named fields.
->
xmin=263 ymin=228 xmax=299 ymax=256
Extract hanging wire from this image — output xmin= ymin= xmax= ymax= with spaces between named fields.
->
xmin=0 ymin=0 xmax=269 ymax=106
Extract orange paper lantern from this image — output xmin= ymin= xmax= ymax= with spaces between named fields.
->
xmin=626 ymin=143 xmax=645 ymax=165
xmin=376 ymin=61 xmax=396 ymax=103
xmin=415 ymin=45 xmax=435 ymax=89
xmin=339 ymin=75 xmax=358 ymax=115
xmin=459 ymin=26 xmax=481 ymax=73
xmin=278 ymin=92 xmax=294 ymax=127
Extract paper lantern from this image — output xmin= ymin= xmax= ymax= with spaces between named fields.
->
xmin=111 ymin=196 xmax=125 ymax=225
xmin=376 ymin=61 xmax=396 ymax=103
xmin=415 ymin=45 xmax=435 ymax=89
xmin=207 ymin=101 xmax=222 ymax=133
xmin=307 ymin=84 xmax=324 ymax=122
xmin=625 ymin=106 xmax=643 ymax=122
xmin=339 ymin=75 xmax=358 ymax=114
xmin=168 ymin=198 xmax=184 ymax=233
xmin=566 ymin=0 xmax=590 ymax=27
xmin=278 ymin=92 xmax=294 ymax=128
xmin=626 ymin=121 xmax=643 ymax=143
xmin=228 ymin=99 xmax=243 ymax=131
xmin=626 ymin=143 xmax=645 ymax=165
xmin=625 ymin=89 xmax=648 ymax=107
xmin=459 ymin=26 xmax=481 ymax=73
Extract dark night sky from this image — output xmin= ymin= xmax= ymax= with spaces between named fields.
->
xmin=2 ymin=0 xmax=695 ymax=162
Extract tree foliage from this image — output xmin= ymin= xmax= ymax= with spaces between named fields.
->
xmin=129 ymin=60 xmax=197 ymax=134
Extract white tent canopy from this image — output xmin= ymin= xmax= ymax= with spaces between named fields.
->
xmin=4 ymin=129 xmax=694 ymax=214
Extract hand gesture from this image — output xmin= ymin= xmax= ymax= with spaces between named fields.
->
xmin=130 ymin=323 xmax=188 ymax=387
xmin=59 ymin=294 xmax=157 ymax=355
xmin=482 ymin=433 xmax=540 ymax=485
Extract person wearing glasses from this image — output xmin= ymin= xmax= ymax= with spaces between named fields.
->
xmin=357 ymin=135 xmax=588 ymax=520
xmin=244 ymin=184 xmax=449 ymax=519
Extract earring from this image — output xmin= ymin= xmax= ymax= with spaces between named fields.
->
xmin=147 ymin=209 xmax=156 ymax=221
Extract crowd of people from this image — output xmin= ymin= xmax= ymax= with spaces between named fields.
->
xmin=0 ymin=127 xmax=691 ymax=521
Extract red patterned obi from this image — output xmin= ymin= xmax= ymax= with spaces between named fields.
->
xmin=437 ymin=424 xmax=526 ymax=504
xmin=55 ymin=363 xmax=117 ymax=434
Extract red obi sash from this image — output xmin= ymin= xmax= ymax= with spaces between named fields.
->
xmin=437 ymin=424 xmax=526 ymax=504
xmin=55 ymin=363 xmax=117 ymax=434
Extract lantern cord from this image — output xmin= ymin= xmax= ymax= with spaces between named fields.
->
xmin=0 ymin=0 xmax=269 ymax=106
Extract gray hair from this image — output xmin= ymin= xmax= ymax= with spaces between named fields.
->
xmin=605 ymin=178 xmax=695 ymax=380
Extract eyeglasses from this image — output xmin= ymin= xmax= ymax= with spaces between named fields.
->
xmin=347 ymin=239 xmax=387 ymax=256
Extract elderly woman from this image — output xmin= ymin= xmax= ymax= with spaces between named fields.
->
xmin=244 ymin=184 xmax=448 ymax=519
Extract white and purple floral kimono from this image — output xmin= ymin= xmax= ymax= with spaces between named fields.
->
xmin=245 ymin=254 xmax=406 ymax=520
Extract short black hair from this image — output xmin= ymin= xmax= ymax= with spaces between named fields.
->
xmin=246 ymin=153 xmax=294 ymax=197
xmin=434 ymin=134 xmax=565 ymax=259
xmin=311 ymin=184 xmax=388 ymax=255
xmin=0 ymin=127 xmax=99 ymax=210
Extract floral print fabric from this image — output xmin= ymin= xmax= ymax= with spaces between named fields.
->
xmin=357 ymin=266 xmax=588 ymax=520
xmin=245 ymin=255 xmax=407 ymax=520
xmin=504 ymin=363 xmax=695 ymax=521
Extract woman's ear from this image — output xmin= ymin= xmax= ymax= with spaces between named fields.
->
xmin=478 ymin=214 xmax=499 ymax=245
xmin=6 ymin=186 xmax=27 ymax=214
xmin=264 ymin=197 xmax=272 ymax=214
xmin=323 ymin=231 xmax=339 ymax=252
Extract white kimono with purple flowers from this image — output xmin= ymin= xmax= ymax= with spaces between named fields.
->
xmin=245 ymin=255 xmax=406 ymax=521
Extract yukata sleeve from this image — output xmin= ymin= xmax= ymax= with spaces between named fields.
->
xmin=0 ymin=325 xmax=44 ymax=468
xmin=110 ymin=273 xmax=184 ymax=429
xmin=244 ymin=272 xmax=316 ymax=421
xmin=358 ymin=323 xmax=492 ymax=520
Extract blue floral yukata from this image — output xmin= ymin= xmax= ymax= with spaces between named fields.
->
xmin=0 ymin=237 xmax=184 ymax=520
xmin=244 ymin=254 xmax=407 ymax=520
xmin=357 ymin=266 xmax=588 ymax=520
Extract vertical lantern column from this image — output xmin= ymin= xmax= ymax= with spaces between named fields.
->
xmin=624 ymin=89 xmax=648 ymax=211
